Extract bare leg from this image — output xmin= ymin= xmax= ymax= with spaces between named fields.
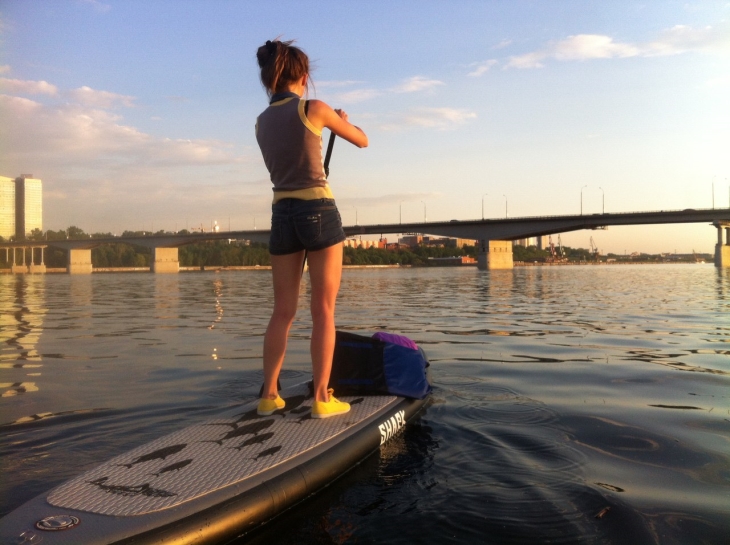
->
xmin=262 ymin=251 xmax=306 ymax=399
xmin=306 ymin=243 xmax=343 ymax=403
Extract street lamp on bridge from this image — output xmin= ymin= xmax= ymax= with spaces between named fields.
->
xmin=503 ymin=194 xmax=508 ymax=218
xmin=421 ymin=201 xmax=427 ymax=223
xmin=482 ymin=193 xmax=487 ymax=220
xmin=598 ymin=187 xmax=605 ymax=214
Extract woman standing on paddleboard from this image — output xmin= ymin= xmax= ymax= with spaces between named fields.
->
xmin=255 ymin=39 xmax=368 ymax=418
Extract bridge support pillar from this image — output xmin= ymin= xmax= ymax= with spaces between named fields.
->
xmin=68 ymin=248 xmax=93 ymax=274
xmin=715 ymin=223 xmax=730 ymax=268
xmin=29 ymin=247 xmax=46 ymax=274
xmin=28 ymin=247 xmax=46 ymax=274
xmin=11 ymin=247 xmax=28 ymax=274
xmin=477 ymin=240 xmax=514 ymax=270
xmin=152 ymin=247 xmax=179 ymax=273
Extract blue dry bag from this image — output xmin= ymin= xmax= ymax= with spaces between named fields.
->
xmin=329 ymin=331 xmax=431 ymax=399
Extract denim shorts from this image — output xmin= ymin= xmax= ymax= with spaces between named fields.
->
xmin=269 ymin=198 xmax=346 ymax=255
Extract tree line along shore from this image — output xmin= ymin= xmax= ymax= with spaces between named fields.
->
xmin=1 ymin=227 xmax=710 ymax=269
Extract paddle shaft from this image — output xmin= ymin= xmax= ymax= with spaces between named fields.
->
xmin=323 ymin=131 xmax=336 ymax=177
xmin=302 ymin=131 xmax=336 ymax=273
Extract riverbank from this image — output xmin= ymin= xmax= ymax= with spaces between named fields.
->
xmin=514 ymin=260 xmax=710 ymax=266
xmin=0 ymin=261 xmax=712 ymax=274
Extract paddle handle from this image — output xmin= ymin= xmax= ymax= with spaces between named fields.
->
xmin=324 ymin=131 xmax=336 ymax=177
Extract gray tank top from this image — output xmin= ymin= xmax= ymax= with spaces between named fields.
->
xmin=256 ymin=96 xmax=327 ymax=191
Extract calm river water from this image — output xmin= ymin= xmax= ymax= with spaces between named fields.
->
xmin=1 ymin=265 xmax=729 ymax=544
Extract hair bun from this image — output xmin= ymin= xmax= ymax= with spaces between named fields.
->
xmin=257 ymin=38 xmax=309 ymax=95
xmin=257 ymin=40 xmax=278 ymax=67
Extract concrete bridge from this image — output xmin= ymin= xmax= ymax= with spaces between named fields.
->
xmin=345 ymin=208 xmax=730 ymax=270
xmin=2 ymin=208 xmax=729 ymax=273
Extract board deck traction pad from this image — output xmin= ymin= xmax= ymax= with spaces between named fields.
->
xmin=46 ymin=383 xmax=397 ymax=517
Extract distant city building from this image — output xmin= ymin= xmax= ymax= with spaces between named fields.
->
xmin=424 ymin=236 xmax=477 ymax=248
xmin=343 ymin=237 xmax=378 ymax=249
xmin=402 ymin=235 xmax=476 ymax=248
xmin=344 ymin=234 xmax=477 ymax=251
xmin=399 ymin=234 xmax=423 ymax=248
xmin=0 ymin=176 xmax=15 ymax=239
xmin=514 ymin=236 xmax=546 ymax=248
xmin=16 ymin=175 xmax=43 ymax=239
xmin=0 ymin=174 xmax=43 ymax=240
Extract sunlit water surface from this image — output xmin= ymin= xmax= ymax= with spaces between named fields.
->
xmin=1 ymin=265 xmax=729 ymax=544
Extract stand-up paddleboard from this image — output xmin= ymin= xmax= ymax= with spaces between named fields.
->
xmin=0 ymin=374 xmax=430 ymax=545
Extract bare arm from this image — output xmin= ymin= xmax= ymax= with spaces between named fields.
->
xmin=307 ymin=100 xmax=368 ymax=148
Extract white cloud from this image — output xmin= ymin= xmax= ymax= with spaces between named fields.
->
xmin=390 ymin=76 xmax=444 ymax=93
xmin=326 ymin=88 xmax=382 ymax=104
xmin=316 ymin=80 xmax=363 ymax=88
xmin=381 ymin=107 xmax=477 ymax=131
xmin=80 ymin=0 xmax=111 ymax=13
xmin=0 ymin=65 xmax=10 ymax=75
xmin=504 ymin=23 xmax=730 ymax=69
xmin=0 ymin=94 xmax=42 ymax=116
xmin=505 ymin=51 xmax=548 ymax=69
xmin=468 ymin=60 xmax=499 ymax=77
xmin=505 ymin=34 xmax=640 ymax=68
xmin=645 ymin=24 xmax=730 ymax=56
xmin=314 ymin=79 xmax=381 ymax=104
xmin=319 ymin=76 xmax=444 ymax=104
xmin=0 ymin=77 xmax=59 ymax=96
xmin=552 ymin=35 xmax=640 ymax=61
xmin=67 ymin=86 xmax=136 ymax=108
xmin=1 ymin=94 xmax=243 ymax=167
xmin=0 ymin=89 xmax=256 ymax=229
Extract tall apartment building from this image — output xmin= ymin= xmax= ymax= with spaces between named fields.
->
xmin=0 ymin=176 xmax=15 ymax=239
xmin=16 ymin=175 xmax=43 ymax=239
xmin=0 ymin=175 xmax=43 ymax=240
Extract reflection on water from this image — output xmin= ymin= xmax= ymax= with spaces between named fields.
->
xmin=0 ymin=266 xmax=729 ymax=544
xmin=1 ymin=276 xmax=46 ymax=397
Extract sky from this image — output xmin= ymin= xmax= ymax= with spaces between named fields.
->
xmin=1 ymin=0 xmax=729 ymax=254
